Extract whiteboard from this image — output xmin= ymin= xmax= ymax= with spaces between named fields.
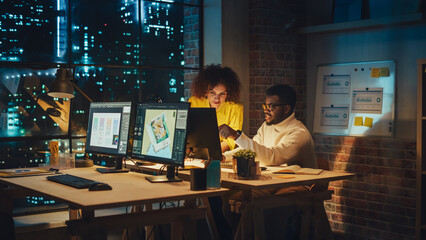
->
xmin=313 ymin=61 xmax=395 ymax=137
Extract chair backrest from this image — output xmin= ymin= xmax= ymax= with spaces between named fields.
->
xmin=310 ymin=157 xmax=330 ymax=191
xmin=317 ymin=157 xmax=330 ymax=171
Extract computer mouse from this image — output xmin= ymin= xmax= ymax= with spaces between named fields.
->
xmin=88 ymin=182 xmax=112 ymax=191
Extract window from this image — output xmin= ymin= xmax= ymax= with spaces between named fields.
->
xmin=0 ymin=0 xmax=202 ymax=168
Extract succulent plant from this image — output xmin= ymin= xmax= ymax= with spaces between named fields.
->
xmin=233 ymin=149 xmax=256 ymax=160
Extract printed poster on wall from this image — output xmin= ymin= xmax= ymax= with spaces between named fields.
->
xmin=313 ymin=61 xmax=395 ymax=137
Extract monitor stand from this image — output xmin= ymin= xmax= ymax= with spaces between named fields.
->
xmin=97 ymin=158 xmax=129 ymax=173
xmin=145 ymin=166 xmax=182 ymax=183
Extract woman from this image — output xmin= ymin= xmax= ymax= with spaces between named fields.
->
xmin=189 ymin=64 xmax=243 ymax=152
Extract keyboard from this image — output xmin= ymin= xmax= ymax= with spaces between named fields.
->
xmin=46 ymin=174 xmax=98 ymax=189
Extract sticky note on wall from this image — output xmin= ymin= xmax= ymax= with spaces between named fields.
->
xmin=371 ymin=68 xmax=380 ymax=78
xmin=380 ymin=67 xmax=390 ymax=77
xmin=354 ymin=116 xmax=363 ymax=126
xmin=364 ymin=117 xmax=373 ymax=128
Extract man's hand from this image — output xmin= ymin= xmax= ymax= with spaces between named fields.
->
xmin=218 ymin=124 xmax=239 ymax=140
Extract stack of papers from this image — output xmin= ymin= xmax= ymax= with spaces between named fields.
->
xmin=0 ymin=168 xmax=54 ymax=178
xmin=273 ymin=165 xmax=323 ymax=175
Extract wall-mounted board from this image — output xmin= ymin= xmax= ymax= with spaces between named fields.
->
xmin=313 ymin=61 xmax=395 ymax=137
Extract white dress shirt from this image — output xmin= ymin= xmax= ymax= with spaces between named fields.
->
xmin=224 ymin=113 xmax=317 ymax=168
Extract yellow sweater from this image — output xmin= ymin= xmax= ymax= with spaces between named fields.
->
xmin=188 ymin=96 xmax=243 ymax=150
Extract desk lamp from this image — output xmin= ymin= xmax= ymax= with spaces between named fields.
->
xmin=48 ymin=68 xmax=94 ymax=167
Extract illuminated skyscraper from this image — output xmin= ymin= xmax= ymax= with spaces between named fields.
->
xmin=0 ymin=0 xmax=67 ymax=62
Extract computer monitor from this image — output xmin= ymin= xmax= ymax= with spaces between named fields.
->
xmin=131 ymin=102 xmax=190 ymax=182
xmin=186 ymin=108 xmax=222 ymax=161
xmin=85 ymin=102 xmax=133 ymax=173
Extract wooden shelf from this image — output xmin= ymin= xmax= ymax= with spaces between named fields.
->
xmin=422 ymin=224 xmax=426 ymax=230
xmin=299 ymin=13 xmax=424 ymax=34
xmin=422 ymin=171 xmax=426 ymax=175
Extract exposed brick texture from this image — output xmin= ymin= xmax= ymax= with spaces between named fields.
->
xmin=183 ymin=1 xmax=416 ymax=239
xmin=248 ymin=1 xmax=416 ymax=239
xmin=316 ymin=135 xmax=416 ymax=240
xmin=248 ymin=0 xmax=307 ymax=136
xmin=183 ymin=5 xmax=200 ymax=99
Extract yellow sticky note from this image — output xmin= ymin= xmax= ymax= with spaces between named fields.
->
xmin=354 ymin=117 xmax=363 ymax=126
xmin=364 ymin=117 xmax=373 ymax=128
xmin=371 ymin=68 xmax=380 ymax=78
xmin=380 ymin=67 xmax=390 ymax=77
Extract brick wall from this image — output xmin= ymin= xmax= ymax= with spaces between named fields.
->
xmin=315 ymin=135 xmax=416 ymax=239
xmin=247 ymin=1 xmax=417 ymax=239
xmin=248 ymin=0 xmax=307 ymax=136
xmin=183 ymin=4 xmax=200 ymax=99
xmin=183 ymin=1 xmax=417 ymax=238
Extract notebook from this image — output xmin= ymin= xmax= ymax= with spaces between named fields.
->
xmin=273 ymin=165 xmax=323 ymax=175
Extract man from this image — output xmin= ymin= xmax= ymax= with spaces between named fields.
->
xmin=219 ymin=85 xmax=318 ymax=238
xmin=219 ymin=84 xmax=317 ymax=169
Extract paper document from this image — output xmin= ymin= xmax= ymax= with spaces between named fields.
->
xmin=0 ymin=168 xmax=54 ymax=178
xmin=273 ymin=165 xmax=323 ymax=175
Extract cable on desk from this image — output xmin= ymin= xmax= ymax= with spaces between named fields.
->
xmin=126 ymin=157 xmax=143 ymax=173
xmin=158 ymin=165 xmax=166 ymax=175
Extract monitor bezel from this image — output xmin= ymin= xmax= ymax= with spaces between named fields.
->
xmin=85 ymin=101 xmax=134 ymax=158
xmin=131 ymin=102 xmax=190 ymax=168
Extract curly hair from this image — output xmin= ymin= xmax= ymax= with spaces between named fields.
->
xmin=191 ymin=64 xmax=241 ymax=103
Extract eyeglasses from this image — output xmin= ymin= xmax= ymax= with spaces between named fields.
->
xmin=262 ymin=103 xmax=287 ymax=111
xmin=208 ymin=90 xmax=227 ymax=98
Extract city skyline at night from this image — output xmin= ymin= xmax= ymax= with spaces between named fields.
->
xmin=0 ymin=0 xmax=200 ymax=169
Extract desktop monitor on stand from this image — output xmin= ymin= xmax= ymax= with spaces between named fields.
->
xmin=131 ymin=102 xmax=190 ymax=182
xmin=85 ymin=102 xmax=133 ymax=173
xmin=186 ymin=108 xmax=222 ymax=161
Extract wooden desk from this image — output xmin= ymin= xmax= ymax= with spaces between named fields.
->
xmin=0 ymin=167 xmax=228 ymax=240
xmin=130 ymin=163 xmax=355 ymax=240
xmin=217 ymin=167 xmax=354 ymax=240
xmin=218 ymin=166 xmax=353 ymax=190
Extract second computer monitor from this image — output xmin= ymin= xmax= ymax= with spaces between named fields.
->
xmin=85 ymin=102 xmax=132 ymax=157
xmin=186 ymin=108 xmax=222 ymax=161
xmin=131 ymin=102 xmax=190 ymax=168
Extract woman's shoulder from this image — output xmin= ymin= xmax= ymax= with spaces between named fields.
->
xmin=188 ymin=96 xmax=209 ymax=107
xmin=224 ymin=101 xmax=243 ymax=110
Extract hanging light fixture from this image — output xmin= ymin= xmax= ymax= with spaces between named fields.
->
xmin=48 ymin=68 xmax=75 ymax=99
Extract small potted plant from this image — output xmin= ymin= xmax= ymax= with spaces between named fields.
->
xmin=233 ymin=149 xmax=257 ymax=178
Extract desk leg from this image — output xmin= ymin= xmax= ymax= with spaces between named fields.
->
xmin=171 ymin=219 xmax=183 ymax=240
xmin=300 ymin=202 xmax=312 ymax=240
xmin=76 ymin=209 xmax=106 ymax=240
xmin=252 ymin=206 xmax=266 ymax=240
xmin=145 ymin=203 xmax=154 ymax=240
xmin=201 ymin=197 xmax=220 ymax=240
xmin=313 ymin=201 xmax=332 ymax=240
xmin=234 ymin=190 xmax=253 ymax=240
xmin=121 ymin=205 xmax=143 ymax=240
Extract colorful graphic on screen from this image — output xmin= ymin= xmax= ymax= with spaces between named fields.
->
xmin=141 ymin=110 xmax=177 ymax=159
xmin=89 ymin=112 xmax=121 ymax=149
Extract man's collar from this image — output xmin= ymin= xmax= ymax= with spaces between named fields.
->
xmin=271 ymin=113 xmax=295 ymax=131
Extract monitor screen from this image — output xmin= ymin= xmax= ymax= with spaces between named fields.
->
xmin=186 ymin=108 xmax=222 ymax=161
xmin=85 ymin=102 xmax=133 ymax=157
xmin=131 ymin=102 xmax=190 ymax=167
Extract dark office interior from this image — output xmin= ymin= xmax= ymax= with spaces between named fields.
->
xmin=0 ymin=0 xmax=425 ymax=239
